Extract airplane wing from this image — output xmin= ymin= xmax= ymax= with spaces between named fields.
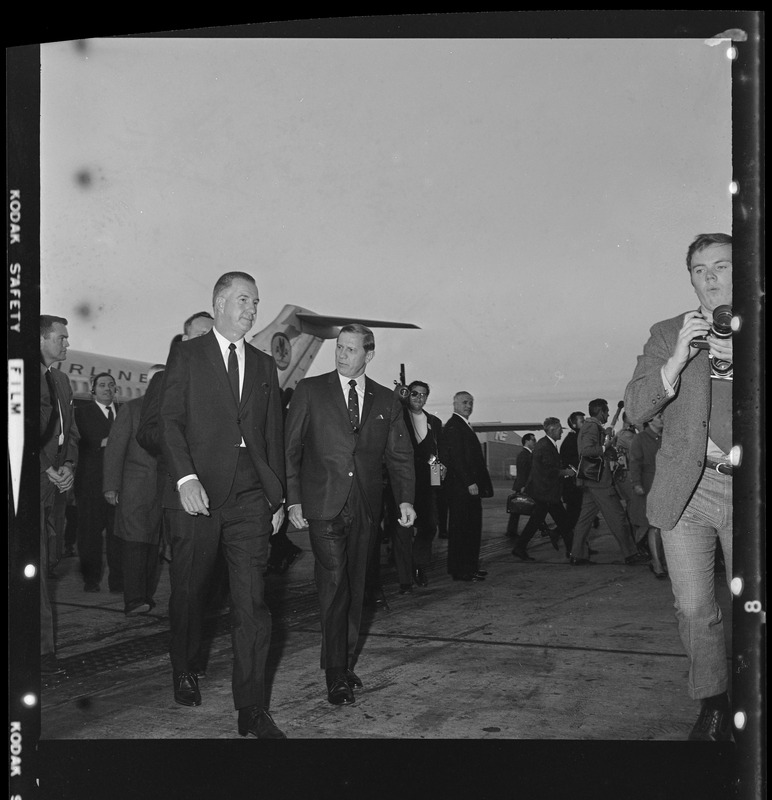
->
xmin=295 ymin=313 xmax=420 ymax=331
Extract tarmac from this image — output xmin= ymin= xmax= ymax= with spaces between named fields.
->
xmin=30 ymin=479 xmax=736 ymax=798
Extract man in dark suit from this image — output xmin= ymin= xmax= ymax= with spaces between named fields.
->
xmin=40 ymin=315 xmax=80 ymax=676
xmin=440 ymin=391 xmax=493 ymax=582
xmin=159 ymin=271 xmax=286 ymax=739
xmin=394 ymin=380 xmax=445 ymax=591
xmin=103 ymin=364 xmax=165 ymax=616
xmin=285 ymin=324 xmax=415 ymax=706
xmin=506 ymin=432 xmax=536 ymax=538
xmin=74 ymin=372 xmax=122 ymax=593
xmin=559 ymin=411 xmax=585 ymax=532
xmin=511 ymin=419 xmax=575 ymax=562
xmin=625 ymin=233 xmax=734 ymax=741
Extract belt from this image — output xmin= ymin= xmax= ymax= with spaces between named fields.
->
xmin=705 ymin=458 xmax=733 ymax=476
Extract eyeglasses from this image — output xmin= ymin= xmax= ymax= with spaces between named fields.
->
xmin=410 ymin=391 xmax=428 ymax=398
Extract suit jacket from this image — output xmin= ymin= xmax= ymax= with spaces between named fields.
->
xmin=74 ymin=401 xmax=119 ymax=498
xmin=285 ymin=370 xmax=415 ymax=520
xmin=575 ymin=417 xmax=613 ymax=490
xmin=512 ymin=447 xmax=532 ymax=492
xmin=439 ymin=413 xmax=493 ymax=498
xmin=40 ymin=363 xmax=79 ymax=475
xmin=135 ymin=371 xmax=164 ymax=458
xmin=102 ymin=395 xmax=161 ymax=543
xmin=559 ymin=430 xmax=579 ymax=469
xmin=403 ymin=407 xmax=443 ymax=524
xmin=159 ymin=331 xmax=285 ymax=512
xmin=624 ymin=311 xmax=713 ymax=530
xmin=527 ymin=436 xmax=565 ymax=504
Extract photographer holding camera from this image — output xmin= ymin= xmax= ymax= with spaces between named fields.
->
xmin=625 ymin=232 xmax=734 ymax=742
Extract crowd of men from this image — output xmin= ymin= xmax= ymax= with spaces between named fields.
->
xmin=38 ymin=232 xmax=734 ymax=741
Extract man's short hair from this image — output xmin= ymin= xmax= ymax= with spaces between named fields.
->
xmin=408 ymin=380 xmax=430 ymax=395
xmin=212 ymin=272 xmax=256 ymax=306
xmin=91 ymin=372 xmax=115 ymax=392
xmin=686 ymin=233 xmax=732 ymax=270
xmin=543 ymin=417 xmax=561 ymax=430
xmin=183 ymin=311 xmax=213 ymax=336
xmin=453 ymin=390 xmax=473 ymax=403
xmin=567 ymin=411 xmax=584 ymax=428
xmin=588 ymin=398 xmax=608 ymax=417
xmin=40 ymin=315 xmax=68 ymax=337
xmin=339 ymin=323 xmax=375 ymax=352
xmin=521 ymin=433 xmax=536 ymax=446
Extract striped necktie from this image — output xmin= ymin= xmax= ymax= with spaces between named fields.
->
xmin=348 ymin=379 xmax=360 ymax=430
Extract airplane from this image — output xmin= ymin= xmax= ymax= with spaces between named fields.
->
xmin=55 ymin=304 xmax=421 ymax=403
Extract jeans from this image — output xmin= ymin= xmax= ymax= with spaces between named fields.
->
xmin=661 ymin=467 xmax=733 ymax=700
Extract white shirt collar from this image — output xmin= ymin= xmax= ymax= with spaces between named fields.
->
xmin=212 ymin=326 xmax=244 ymax=355
xmin=338 ymin=372 xmax=364 ymax=393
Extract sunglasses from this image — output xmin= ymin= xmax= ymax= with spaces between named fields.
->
xmin=410 ymin=391 xmax=428 ymax=398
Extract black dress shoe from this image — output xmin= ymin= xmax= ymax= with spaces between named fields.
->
xmin=125 ymin=601 xmax=151 ymax=616
xmin=587 ymin=547 xmax=598 ymax=556
xmin=413 ymin=567 xmax=428 ymax=586
xmin=472 ymin=572 xmax=487 ymax=580
xmin=512 ymin=547 xmax=535 ymax=562
xmin=688 ymin=704 xmax=731 ymax=741
xmin=327 ymin=674 xmax=355 ymax=705
xmin=569 ymin=557 xmax=596 ymax=566
xmin=83 ymin=583 xmax=100 ymax=593
xmin=345 ymin=668 xmax=363 ymax=690
xmin=625 ymin=552 xmax=651 ymax=566
xmin=173 ymin=671 xmax=201 ymax=706
xmin=548 ymin=531 xmax=561 ymax=551
xmin=399 ymin=583 xmax=413 ymax=594
xmin=475 ymin=569 xmax=488 ymax=577
xmin=238 ymin=706 xmax=287 ymax=739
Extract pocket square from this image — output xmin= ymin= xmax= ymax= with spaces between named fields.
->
xmin=376 ymin=414 xmax=385 ymax=420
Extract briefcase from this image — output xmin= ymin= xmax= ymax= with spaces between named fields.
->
xmin=506 ymin=491 xmax=536 ymax=515
xmin=577 ymin=455 xmax=605 ymax=482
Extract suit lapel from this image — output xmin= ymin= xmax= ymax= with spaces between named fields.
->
xmin=202 ymin=332 xmax=238 ymax=410
xmin=240 ymin=345 xmax=258 ymax=411
xmin=360 ymin=377 xmax=375 ymax=428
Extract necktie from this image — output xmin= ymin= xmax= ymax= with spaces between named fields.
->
xmin=228 ymin=343 xmax=240 ymax=403
xmin=348 ymin=379 xmax=360 ymax=430
xmin=709 ymin=376 xmax=732 ymax=455
xmin=106 ymin=405 xmax=114 ymax=426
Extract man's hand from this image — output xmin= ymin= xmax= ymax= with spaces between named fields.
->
xmin=104 ymin=490 xmax=119 ymax=506
xmin=397 ymin=503 xmax=416 ymax=527
xmin=467 ymin=483 xmax=479 ymax=496
xmin=179 ymin=479 xmax=210 ymax=516
xmin=708 ymin=332 xmax=733 ymax=365
xmin=271 ymin=505 xmax=285 ymax=535
xmin=287 ymin=504 xmax=308 ymax=530
xmin=46 ymin=466 xmax=64 ymax=487
xmin=633 ymin=484 xmax=646 ymax=496
xmin=663 ymin=311 xmax=711 ymax=386
xmin=58 ymin=464 xmax=75 ymax=492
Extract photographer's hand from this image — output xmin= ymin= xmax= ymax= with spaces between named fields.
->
xmin=663 ymin=311 xmax=710 ymax=387
xmin=708 ymin=332 xmax=732 ymax=364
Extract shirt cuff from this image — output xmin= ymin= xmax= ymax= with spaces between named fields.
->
xmin=660 ymin=366 xmax=679 ymax=397
xmin=177 ymin=474 xmax=198 ymax=490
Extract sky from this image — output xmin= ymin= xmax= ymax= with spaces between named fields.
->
xmin=38 ymin=30 xmax=732 ymax=427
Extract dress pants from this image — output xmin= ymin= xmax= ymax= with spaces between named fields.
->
xmin=76 ymin=495 xmax=122 ymax=589
xmin=167 ymin=451 xmax=272 ymax=710
xmin=517 ymin=500 xmax=572 ymax=553
xmin=562 ymin=481 xmax=584 ymax=533
xmin=40 ymin=477 xmax=58 ymax=655
xmin=446 ymin=490 xmax=482 ymax=576
xmin=571 ymin=486 xmax=637 ymax=560
xmin=122 ymin=538 xmax=162 ymax=611
xmin=308 ymin=480 xmax=374 ymax=671
xmin=662 ymin=468 xmax=733 ymax=699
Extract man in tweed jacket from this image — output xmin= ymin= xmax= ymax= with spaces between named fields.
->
xmin=625 ymin=233 xmax=734 ymax=742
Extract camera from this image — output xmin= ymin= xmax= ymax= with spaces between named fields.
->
xmin=692 ymin=304 xmax=733 ymax=350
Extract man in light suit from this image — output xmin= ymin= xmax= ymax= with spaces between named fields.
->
xmin=285 ymin=324 xmax=415 ymax=706
xmin=511 ymin=419 xmax=575 ymax=562
xmin=103 ymin=364 xmax=166 ymax=616
xmin=625 ymin=233 xmax=734 ymax=741
xmin=74 ymin=372 xmax=122 ymax=593
xmin=40 ymin=315 xmax=80 ymax=676
xmin=440 ymin=391 xmax=493 ymax=582
xmin=159 ymin=271 xmax=286 ymax=739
